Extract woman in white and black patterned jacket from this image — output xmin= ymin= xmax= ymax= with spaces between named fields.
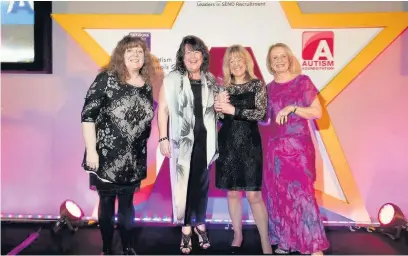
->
xmin=157 ymin=35 xmax=229 ymax=254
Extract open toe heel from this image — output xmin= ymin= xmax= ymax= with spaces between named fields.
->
xmin=194 ymin=226 xmax=211 ymax=250
xmin=180 ymin=231 xmax=192 ymax=254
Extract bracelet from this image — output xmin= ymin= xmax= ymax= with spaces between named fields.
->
xmin=159 ymin=137 xmax=168 ymax=142
xmin=292 ymin=105 xmax=297 ymax=113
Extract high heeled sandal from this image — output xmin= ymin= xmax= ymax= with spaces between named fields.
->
xmin=180 ymin=231 xmax=193 ymax=254
xmin=122 ymin=247 xmax=137 ymax=255
xmin=194 ymin=226 xmax=211 ymax=249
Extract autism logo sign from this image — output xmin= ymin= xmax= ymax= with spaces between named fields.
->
xmin=129 ymin=32 xmax=151 ymax=51
xmin=301 ymin=31 xmax=334 ymax=71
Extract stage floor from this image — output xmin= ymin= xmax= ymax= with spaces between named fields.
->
xmin=1 ymin=222 xmax=407 ymax=255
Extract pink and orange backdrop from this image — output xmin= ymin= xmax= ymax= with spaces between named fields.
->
xmin=1 ymin=1 xmax=408 ymax=225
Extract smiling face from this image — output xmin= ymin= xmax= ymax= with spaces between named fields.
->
xmin=269 ymin=46 xmax=290 ymax=74
xmin=183 ymin=44 xmax=203 ymax=74
xmin=229 ymin=52 xmax=246 ymax=79
xmin=124 ymin=46 xmax=144 ymax=72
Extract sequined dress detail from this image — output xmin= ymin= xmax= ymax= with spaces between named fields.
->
xmin=215 ymin=79 xmax=267 ymax=191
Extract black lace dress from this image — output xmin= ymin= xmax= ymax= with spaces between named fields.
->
xmin=81 ymin=71 xmax=154 ymax=192
xmin=215 ymin=79 xmax=267 ymax=191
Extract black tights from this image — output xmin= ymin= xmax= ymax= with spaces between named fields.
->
xmin=98 ymin=190 xmax=135 ymax=251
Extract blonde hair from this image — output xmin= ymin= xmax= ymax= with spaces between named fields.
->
xmin=222 ymin=45 xmax=258 ymax=86
xmin=266 ymin=43 xmax=301 ymax=76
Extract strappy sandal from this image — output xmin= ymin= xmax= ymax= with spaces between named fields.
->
xmin=180 ymin=231 xmax=193 ymax=254
xmin=194 ymin=226 xmax=211 ymax=250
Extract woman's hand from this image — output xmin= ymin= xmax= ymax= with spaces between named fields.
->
xmin=275 ymin=105 xmax=296 ymax=125
xmin=214 ymin=91 xmax=231 ymax=115
xmin=214 ymin=102 xmax=235 ymax=115
xmin=215 ymin=91 xmax=230 ymax=103
xmin=160 ymin=139 xmax=171 ymax=158
xmin=86 ymin=149 xmax=99 ymax=170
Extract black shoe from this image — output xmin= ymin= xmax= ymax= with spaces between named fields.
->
xmin=122 ymin=247 xmax=137 ymax=255
xmin=230 ymin=238 xmax=243 ymax=254
xmin=101 ymin=249 xmax=113 ymax=255
xmin=230 ymin=245 xmax=241 ymax=254
xmin=180 ymin=231 xmax=193 ymax=255
xmin=194 ymin=226 xmax=211 ymax=250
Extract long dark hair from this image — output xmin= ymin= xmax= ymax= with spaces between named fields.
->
xmin=101 ymin=35 xmax=155 ymax=84
xmin=173 ymin=35 xmax=210 ymax=75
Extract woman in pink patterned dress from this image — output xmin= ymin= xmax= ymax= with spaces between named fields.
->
xmin=264 ymin=43 xmax=329 ymax=255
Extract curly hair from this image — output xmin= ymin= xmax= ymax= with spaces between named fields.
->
xmin=173 ymin=35 xmax=210 ymax=75
xmin=101 ymin=35 xmax=155 ymax=84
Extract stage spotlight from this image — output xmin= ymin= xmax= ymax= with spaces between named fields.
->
xmin=377 ymin=203 xmax=408 ymax=240
xmin=52 ymin=200 xmax=84 ymax=234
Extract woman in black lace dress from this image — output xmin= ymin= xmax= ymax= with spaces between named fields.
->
xmin=214 ymin=45 xmax=272 ymax=254
xmin=81 ymin=35 xmax=155 ymax=255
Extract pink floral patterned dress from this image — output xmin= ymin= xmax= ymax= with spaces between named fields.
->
xmin=264 ymin=74 xmax=330 ymax=254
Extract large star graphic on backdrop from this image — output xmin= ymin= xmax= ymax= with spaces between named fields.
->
xmin=52 ymin=2 xmax=184 ymax=67
xmin=281 ymin=2 xmax=408 ymax=222
xmin=52 ymin=2 xmax=184 ymax=191
xmin=52 ymin=1 xmax=408 ymax=223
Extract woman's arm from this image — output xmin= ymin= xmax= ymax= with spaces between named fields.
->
xmin=157 ymin=84 xmax=169 ymax=139
xmin=81 ymin=72 xmax=108 ymax=152
xmin=234 ymin=80 xmax=267 ymax=121
xmin=157 ymin=82 xmax=171 ymax=158
xmin=293 ymin=75 xmax=322 ymax=120
xmin=82 ymin=123 xmax=97 ymax=151
xmin=292 ymin=97 xmax=322 ymax=120
xmin=258 ymin=89 xmax=272 ymax=126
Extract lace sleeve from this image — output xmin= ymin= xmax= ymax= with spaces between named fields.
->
xmin=234 ymin=80 xmax=267 ymax=121
xmin=81 ymin=72 xmax=108 ymax=122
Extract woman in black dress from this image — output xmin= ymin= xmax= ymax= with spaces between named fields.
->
xmin=81 ymin=35 xmax=155 ymax=255
xmin=214 ymin=45 xmax=272 ymax=254
xmin=158 ymin=35 xmax=220 ymax=254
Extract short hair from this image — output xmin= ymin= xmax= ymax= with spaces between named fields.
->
xmin=266 ymin=43 xmax=301 ymax=76
xmin=173 ymin=35 xmax=210 ymax=75
xmin=101 ymin=35 xmax=155 ymax=84
xmin=222 ymin=45 xmax=258 ymax=86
